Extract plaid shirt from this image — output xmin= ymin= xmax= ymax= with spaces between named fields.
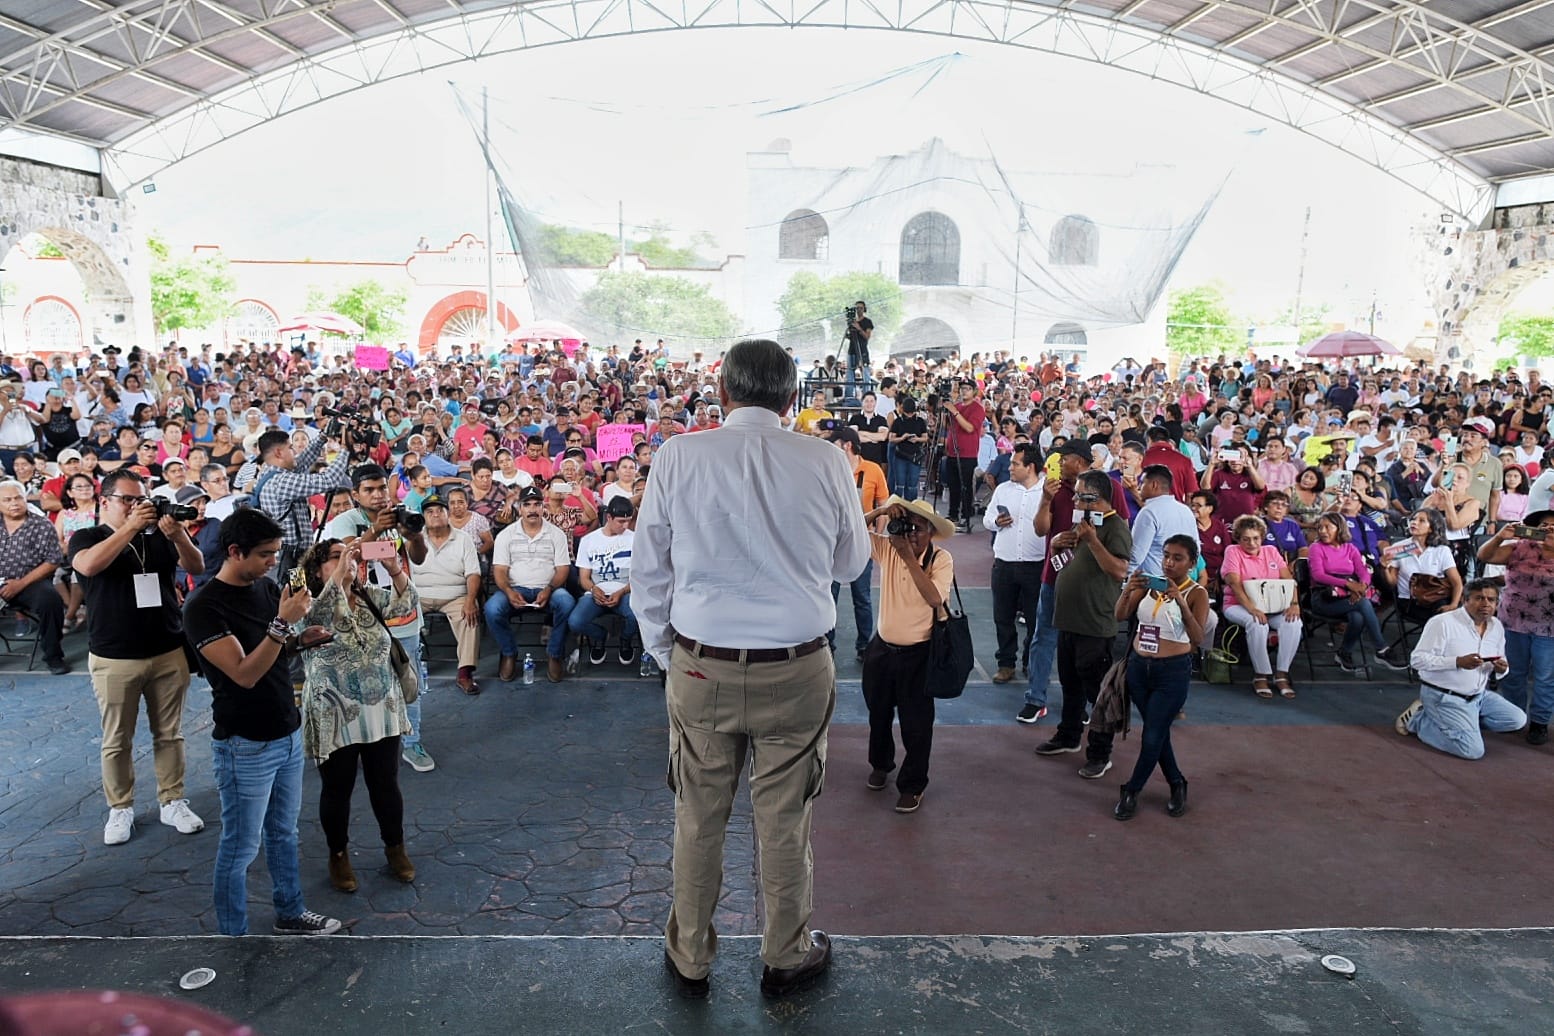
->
xmin=255 ymin=435 xmax=351 ymax=554
xmin=0 ymin=512 xmax=65 ymax=579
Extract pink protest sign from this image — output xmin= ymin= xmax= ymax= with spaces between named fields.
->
xmin=354 ymin=345 xmax=390 ymax=370
xmin=595 ymin=424 xmax=641 ymax=463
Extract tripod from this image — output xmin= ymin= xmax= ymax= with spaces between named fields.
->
xmin=841 ymin=332 xmax=872 ymax=403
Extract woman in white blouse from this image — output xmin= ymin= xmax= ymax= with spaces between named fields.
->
xmin=1383 ymin=508 xmax=1462 ymax=623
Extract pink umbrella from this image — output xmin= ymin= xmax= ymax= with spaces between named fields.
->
xmin=507 ymin=320 xmax=585 ymax=346
xmin=277 ymin=312 xmax=365 ymax=337
xmin=1297 ymin=330 xmax=1400 ymax=358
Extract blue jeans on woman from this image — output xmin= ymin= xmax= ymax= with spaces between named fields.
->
xmin=397 ymin=632 xmax=427 ymax=750
xmin=1501 ymin=629 xmax=1554 ymax=724
xmin=889 ymin=455 xmax=923 ymax=501
xmin=211 ymin=729 xmax=306 ymax=936
xmin=1123 ymin=653 xmax=1191 ymax=793
xmin=1309 ymin=591 xmax=1387 ymax=654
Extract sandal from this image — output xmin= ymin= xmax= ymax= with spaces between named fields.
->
xmin=1253 ymin=676 xmax=1273 ymax=699
xmin=1274 ymin=674 xmax=1296 ymax=699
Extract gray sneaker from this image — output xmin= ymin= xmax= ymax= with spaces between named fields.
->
xmin=1077 ymin=759 xmax=1112 ymax=780
xmin=273 ymin=910 xmax=341 ymax=936
xmin=402 ymin=743 xmax=435 ymax=773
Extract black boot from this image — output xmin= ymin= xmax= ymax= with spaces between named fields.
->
xmin=1113 ymin=785 xmax=1138 ymax=821
xmin=1167 ymin=779 xmax=1189 ymax=817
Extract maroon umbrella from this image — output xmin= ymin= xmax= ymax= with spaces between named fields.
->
xmin=1297 ymin=331 xmax=1400 ymax=358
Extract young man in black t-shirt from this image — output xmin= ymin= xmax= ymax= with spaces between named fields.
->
xmin=69 ymin=469 xmax=207 ymax=848
xmin=182 ymin=507 xmax=340 ymax=937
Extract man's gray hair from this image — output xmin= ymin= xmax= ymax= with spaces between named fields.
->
xmin=201 ymin=463 xmax=226 ymax=483
xmin=719 ymin=339 xmax=797 ymax=414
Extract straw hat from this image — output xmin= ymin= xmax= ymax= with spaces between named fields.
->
xmin=882 ymin=495 xmax=955 ymax=540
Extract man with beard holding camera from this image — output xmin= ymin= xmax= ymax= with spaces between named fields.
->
xmin=70 ymin=469 xmax=207 ymax=847
xmin=324 ymin=463 xmax=438 ymax=769
xmin=252 ymin=427 xmax=351 ymax=577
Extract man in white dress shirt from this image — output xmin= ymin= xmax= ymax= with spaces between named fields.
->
xmin=634 ymin=338 xmax=870 ymax=1001
xmin=1397 ymin=578 xmax=1525 ymax=759
xmin=982 ymin=443 xmax=1045 ymax=684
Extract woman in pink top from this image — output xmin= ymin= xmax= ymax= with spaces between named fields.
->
xmin=155 ymin=420 xmax=188 ymax=465
xmin=1306 ymin=513 xmax=1407 ymax=673
xmin=1178 ymin=380 xmax=1208 ymax=422
xmin=1221 ymin=515 xmax=1303 ymax=698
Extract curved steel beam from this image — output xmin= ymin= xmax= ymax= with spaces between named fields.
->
xmin=78 ymin=0 xmax=1496 ymax=219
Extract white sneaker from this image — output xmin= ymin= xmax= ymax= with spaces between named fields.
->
xmin=104 ymin=807 xmax=135 ymax=845
xmin=159 ymin=798 xmax=205 ymax=835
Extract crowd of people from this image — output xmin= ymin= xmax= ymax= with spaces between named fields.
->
xmin=3 ymin=332 xmax=1552 ymax=991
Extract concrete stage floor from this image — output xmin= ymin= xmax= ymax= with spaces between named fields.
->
xmin=2 ymin=521 xmax=1551 ymax=1031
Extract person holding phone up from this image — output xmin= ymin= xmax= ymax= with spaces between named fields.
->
xmin=1476 ymin=510 xmax=1554 ymax=745
xmin=1395 ymin=578 xmax=1524 ymax=760
xmin=1112 ymin=533 xmax=1209 ymax=819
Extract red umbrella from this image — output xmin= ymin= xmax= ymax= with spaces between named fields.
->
xmin=1297 ymin=331 xmax=1400 ymax=358
xmin=507 ymin=320 xmax=585 ymax=346
xmin=277 ymin=311 xmax=365 ymax=337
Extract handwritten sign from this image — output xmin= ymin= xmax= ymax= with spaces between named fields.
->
xmin=354 ymin=345 xmax=390 ymax=370
xmin=596 ymin=424 xmax=642 ymax=463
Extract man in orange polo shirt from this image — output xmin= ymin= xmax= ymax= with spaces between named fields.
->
xmin=827 ymin=425 xmax=889 ymax=660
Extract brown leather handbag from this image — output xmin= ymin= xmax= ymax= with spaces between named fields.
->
xmin=1409 ymin=573 xmax=1451 ymax=606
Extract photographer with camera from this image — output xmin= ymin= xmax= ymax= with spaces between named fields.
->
xmin=252 ymin=428 xmax=351 ymax=578
xmin=70 ymin=469 xmax=207 ymax=847
xmin=324 ymin=464 xmax=439 ymax=768
xmin=942 ymin=381 xmax=986 ymax=533
xmin=843 ymin=301 xmax=873 ymax=398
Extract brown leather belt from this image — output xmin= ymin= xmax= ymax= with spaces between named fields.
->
xmin=673 ymin=633 xmax=827 ymax=664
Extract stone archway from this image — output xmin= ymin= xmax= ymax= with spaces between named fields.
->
xmin=0 ymin=157 xmax=148 ymax=351
xmin=417 ymin=290 xmax=521 ymax=352
xmin=1431 ymin=203 xmax=1554 ymax=367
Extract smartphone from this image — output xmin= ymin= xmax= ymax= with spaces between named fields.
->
xmin=1045 ymin=454 xmax=1063 ymax=481
xmin=360 ymin=539 xmax=396 ymax=561
xmin=1440 ymin=470 xmax=1455 ymax=490
xmin=1514 ymin=524 xmax=1549 ymax=542
xmin=996 ymin=505 xmax=1010 ymax=518
xmin=1217 ymin=448 xmax=1241 ymax=463
xmin=1146 ymin=575 xmax=1170 ymax=592
xmin=288 ymin=567 xmax=307 ymax=592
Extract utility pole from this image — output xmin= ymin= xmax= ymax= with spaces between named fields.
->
xmin=1291 ymin=205 xmax=1311 ymax=343
xmin=1011 ymin=204 xmax=1027 ymax=349
xmin=483 ymin=86 xmax=497 ymax=355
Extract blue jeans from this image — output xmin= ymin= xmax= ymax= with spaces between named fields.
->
xmin=397 ymin=632 xmax=428 ymax=749
xmin=1025 ymin=582 xmax=1057 ymax=708
xmin=212 ymin=729 xmax=305 ymax=936
xmin=1310 ymin=592 xmax=1387 ymax=654
xmin=1123 ymin=653 xmax=1191 ymax=792
xmin=569 ymin=592 xmax=638 ymax=643
xmin=1408 ymin=687 xmax=1526 ymax=759
xmin=484 ymin=586 xmax=576 ymax=659
xmin=828 ymin=559 xmax=874 ymax=653
xmin=889 ymin=455 xmax=923 ymax=501
xmin=1501 ymin=629 xmax=1554 ymax=724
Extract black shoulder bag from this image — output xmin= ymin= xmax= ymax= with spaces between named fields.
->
xmin=921 ymin=544 xmax=974 ymax=699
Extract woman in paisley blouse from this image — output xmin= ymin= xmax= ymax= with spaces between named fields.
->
xmin=1477 ymin=509 xmax=1554 ymax=746
xmin=298 ymin=538 xmax=420 ymax=894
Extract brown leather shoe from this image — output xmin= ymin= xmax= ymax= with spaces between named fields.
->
xmin=498 ymin=655 xmax=516 ymax=682
xmin=328 ymin=850 xmax=357 ymax=893
xmin=760 ymin=930 xmax=831 ymax=997
xmin=547 ymin=657 xmax=563 ymax=682
xmin=457 ymin=670 xmax=480 ymax=695
xmin=385 ymin=844 xmax=415 ymax=883
xmin=992 ymin=666 xmax=1016 ymax=684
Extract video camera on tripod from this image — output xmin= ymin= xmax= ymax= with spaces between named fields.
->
xmin=844 ymin=304 xmax=860 ymax=326
xmin=321 ymin=405 xmax=380 ymax=451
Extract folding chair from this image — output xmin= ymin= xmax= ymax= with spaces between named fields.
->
xmin=1293 ymin=557 xmax=1372 ymax=680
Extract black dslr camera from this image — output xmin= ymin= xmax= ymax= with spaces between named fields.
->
xmin=886 ymin=515 xmax=916 ymax=536
xmin=392 ymin=505 xmax=426 ymax=534
xmin=152 ymin=497 xmax=199 ymax=522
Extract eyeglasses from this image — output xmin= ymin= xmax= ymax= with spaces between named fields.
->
xmin=103 ymin=493 xmax=148 ymax=502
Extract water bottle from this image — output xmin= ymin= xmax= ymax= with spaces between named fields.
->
xmin=522 ymin=653 xmax=535 ymax=686
xmin=639 ymin=651 xmax=653 ymax=678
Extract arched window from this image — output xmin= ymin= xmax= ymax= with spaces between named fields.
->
xmin=778 ymin=209 xmax=829 ymax=261
xmin=25 ymin=297 xmax=82 ymax=354
xmin=1051 ymin=215 xmax=1099 ymax=266
xmin=900 ymin=211 xmax=960 ymax=285
xmin=892 ymin=316 xmax=960 ymax=361
xmin=1044 ymin=322 xmax=1088 ymax=346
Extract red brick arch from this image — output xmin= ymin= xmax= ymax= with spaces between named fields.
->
xmin=417 ymin=290 xmax=520 ymax=351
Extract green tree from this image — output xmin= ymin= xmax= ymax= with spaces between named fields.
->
xmin=1262 ymin=300 xmax=1333 ymax=347
xmin=776 ymin=270 xmax=902 ymax=349
xmin=147 ymin=232 xmax=236 ymax=334
xmin=633 ymin=223 xmax=712 ymax=268
xmin=1165 ymin=282 xmax=1243 ymax=357
xmin=1497 ymin=312 xmax=1554 ymax=358
xmin=536 ymin=224 xmax=617 ymax=266
xmin=579 ymin=272 xmax=739 ymax=342
xmin=303 ymin=280 xmax=407 ymax=341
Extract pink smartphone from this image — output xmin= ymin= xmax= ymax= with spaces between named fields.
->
xmin=360 ymin=540 xmax=396 ymax=561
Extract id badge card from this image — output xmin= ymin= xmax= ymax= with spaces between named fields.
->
xmin=1137 ymin=624 xmax=1161 ymax=654
xmin=1049 ymin=548 xmax=1074 ymax=573
xmin=133 ymin=572 xmax=160 ymax=609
